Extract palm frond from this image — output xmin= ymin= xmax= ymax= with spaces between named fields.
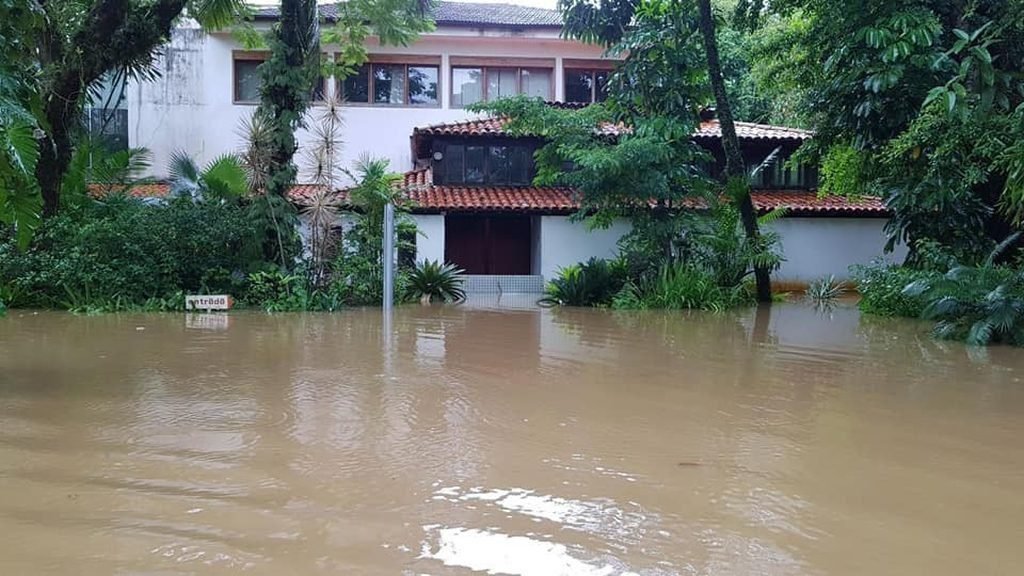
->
xmin=202 ymin=153 xmax=248 ymax=198
xmin=168 ymin=150 xmax=201 ymax=197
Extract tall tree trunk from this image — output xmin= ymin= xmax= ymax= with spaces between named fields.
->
xmin=697 ymin=0 xmax=772 ymax=302
xmin=34 ymin=0 xmax=187 ymax=217
xmin=259 ymin=0 xmax=319 ymax=199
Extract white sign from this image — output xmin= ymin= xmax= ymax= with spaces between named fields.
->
xmin=185 ymin=294 xmax=232 ymax=311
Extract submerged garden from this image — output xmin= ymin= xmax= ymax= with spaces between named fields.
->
xmin=3 ymin=0 xmax=1024 ymax=346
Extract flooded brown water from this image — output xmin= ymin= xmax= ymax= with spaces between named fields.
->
xmin=1 ymin=302 xmax=1022 ymax=575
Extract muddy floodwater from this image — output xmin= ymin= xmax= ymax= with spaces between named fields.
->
xmin=1 ymin=302 xmax=1022 ymax=575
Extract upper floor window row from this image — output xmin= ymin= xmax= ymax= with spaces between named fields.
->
xmin=233 ymin=52 xmax=617 ymax=108
xmin=342 ymin=63 xmax=439 ymax=107
xmin=233 ymin=52 xmax=326 ymax=104
xmin=452 ymin=66 xmax=552 ymax=107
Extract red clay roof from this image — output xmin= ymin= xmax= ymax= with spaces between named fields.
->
xmin=90 ymin=169 xmax=885 ymax=216
xmin=413 ymin=117 xmax=812 ymax=142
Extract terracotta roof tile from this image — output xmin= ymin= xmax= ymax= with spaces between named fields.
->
xmin=413 ymin=117 xmax=812 ymax=142
xmin=391 ymin=168 xmax=886 ymax=215
xmin=696 ymin=120 xmax=814 ymax=141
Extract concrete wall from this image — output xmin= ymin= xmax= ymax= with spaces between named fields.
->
xmin=412 ymin=214 xmax=445 ymax=264
xmin=128 ymin=27 xmax=610 ymax=180
xmin=770 ymin=217 xmax=907 ymax=285
xmin=537 ymin=216 xmax=632 ymax=280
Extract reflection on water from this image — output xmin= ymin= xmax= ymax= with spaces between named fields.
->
xmin=1 ymin=303 xmax=1022 ymax=575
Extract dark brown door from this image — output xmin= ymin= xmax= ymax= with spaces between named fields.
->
xmin=445 ymin=215 xmax=532 ymax=274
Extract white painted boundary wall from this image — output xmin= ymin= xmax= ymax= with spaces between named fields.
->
xmin=412 ymin=215 xmax=445 ymax=264
xmin=770 ymin=218 xmax=907 ymax=284
xmin=306 ymin=213 xmax=906 ymax=285
xmin=537 ymin=216 xmax=632 ymax=280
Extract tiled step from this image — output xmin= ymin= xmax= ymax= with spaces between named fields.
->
xmin=462 ymin=275 xmax=545 ymax=294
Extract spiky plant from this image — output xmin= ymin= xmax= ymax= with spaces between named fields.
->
xmin=805 ymin=275 xmax=846 ymax=305
xmin=300 ymin=92 xmax=345 ymax=288
xmin=407 ymin=260 xmax=466 ymax=304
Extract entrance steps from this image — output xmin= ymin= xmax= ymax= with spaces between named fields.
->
xmin=462 ymin=275 xmax=545 ymax=294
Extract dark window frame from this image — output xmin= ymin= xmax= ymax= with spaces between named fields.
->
xmin=339 ymin=62 xmax=440 ymax=108
xmin=450 ymin=66 xmax=554 ymax=108
xmin=433 ymin=138 xmax=538 ymax=186
xmin=564 ymin=68 xmax=610 ymax=104
xmin=232 ymin=51 xmax=268 ymax=105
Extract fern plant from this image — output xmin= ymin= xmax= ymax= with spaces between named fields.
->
xmin=407 ymin=260 xmax=466 ymax=304
xmin=904 ymin=265 xmax=1024 ymax=346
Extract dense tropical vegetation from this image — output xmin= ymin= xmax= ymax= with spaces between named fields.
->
xmin=0 ymin=0 xmax=434 ymax=312
xmin=2 ymin=0 xmax=1023 ymax=345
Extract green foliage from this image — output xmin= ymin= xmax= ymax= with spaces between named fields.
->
xmin=851 ymin=262 xmax=937 ymax=318
xmin=904 ymin=265 xmax=1024 ymax=346
xmin=0 ymin=197 xmax=270 ymax=310
xmin=539 ymin=258 xmax=629 ymax=307
xmin=168 ymin=151 xmax=248 ymax=202
xmin=614 ymin=262 xmax=752 ymax=312
xmin=756 ymin=1 xmax=1024 ymax=258
xmin=805 ymin=275 xmax=846 ymax=304
xmin=245 ymin=270 xmax=311 ymax=312
xmin=406 ymin=260 xmax=466 ymax=304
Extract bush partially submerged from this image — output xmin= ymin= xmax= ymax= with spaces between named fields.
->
xmin=613 ymin=263 xmax=751 ymax=311
xmin=851 ymin=262 xmax=938 ymax=318
xmin=539 ymin=258 xmax=628 ymax=307
xmin=905 ymin=265 xmax=1024 ymax=346
xmin=0 ymin=196 xmax=280 ymax=311
xmin=407 ymin=260 xmax=466 ymax=304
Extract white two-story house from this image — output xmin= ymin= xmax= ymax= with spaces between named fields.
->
xmin=120 ymin=1 xmax=905 ymax=289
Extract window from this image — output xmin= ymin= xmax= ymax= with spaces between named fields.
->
xmin=233 ymin=54 xmax=266 ymax=103
xmin=436 ymin=142 xmax=535 ymax=185
xmin=451 ymin=67 xmax=553 ymax=107
xmin=564 ymin=69 xmax=609 ymax=104
xmin=757 ymin=158 xmax=819 ymax=189
xmin=341 ymin=63 xmax=438 ymax=106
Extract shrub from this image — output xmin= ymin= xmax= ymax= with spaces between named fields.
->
xmin=539 ymin=257 xmax=628 ymax=307
xmin=851 ymin=262 xmax=937 ymax=318
xmin=245 ymin=270 xmax=310 ymax=312
xmin=613 ymin=263 xmax=751 ymax=312
xmin=407 ymin=260 xmax=466 ymax=304
xmin=805 ymin=275 xmax=846 ymax=305
xmin=0 ymin=196 xmax=274 ymax=310
xmin=905 ymin=265 xmax=1024 ymax=346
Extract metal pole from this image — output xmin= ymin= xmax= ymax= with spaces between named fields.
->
xmin=382 ymin=202 xmax=395 ymax=312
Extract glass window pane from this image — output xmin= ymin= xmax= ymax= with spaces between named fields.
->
xmin=595 ymin=70 xmax=609 ymax=102
xmin=234 ymin=60 xmax=262 ymax=102
xmin=488 ymin=146 xmax=510 ymax=184
xmin=444 ymin=144 xmax=464 ymax=184
xmin=487 ymin=68 xmax=518 ymax=101
xmin=342 ymin=64 xmax=369 ymax=103
xmin=521 ymin=68 xmax=552 ymax=99
xmin=373 ymin=64 xmax=406 ymax=105
xmin=465 ymin=146 xmax=486 ymax=184
xmin=509 ymin=146 xmax=531 ymax=185
xmin=408 ymin=66 xmax=438 ymax=105
xmin=452 ymin=68 xmax=483 ymax=107
xmin=564 ymin=69 xmax=593 ymax=103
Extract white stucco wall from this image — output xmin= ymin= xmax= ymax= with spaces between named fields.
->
xmin=128 ymin=27 xmax=610 ymax=180
xmin=770 ymin=217 xmax=907 ymax=284
xmin=538 ymin=216 xmax=632 ymax=280
xmin=412 ymin=214 xmax=445 ymax=264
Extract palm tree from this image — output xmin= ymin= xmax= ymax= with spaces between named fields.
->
xmin=167 ymin=151 xmax=248 ymax=202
